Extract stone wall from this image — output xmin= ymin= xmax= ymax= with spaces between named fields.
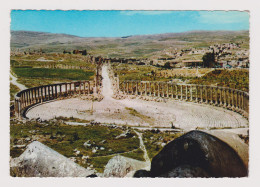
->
xmin=119 ymin=80 xmax=249 ymax=119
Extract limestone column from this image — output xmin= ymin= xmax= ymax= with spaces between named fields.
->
xmin=190 ymin=86 xmax=193 ymax=101
xmin=44 ymin=86 xmax=47 ymax=101
xmin=166 ymin=83 xmax=169 ymax=98
xmin=175 ymin=85 xmax=178 ymax=99
xmin=136 ymin=82 xmax=138 ymax=95
xmin=59 ymin=84 xmax=62 ymax=97
xmin=195 ymin=85 xmax=198 ymax=102
xmin=185 ymin=85 xmax=188 ymax=100
xmin=200 ymin=86 xmax=203 ymax=103
xmin=236 ymin=91 xmax=239 ymax=109
xmin=227 ymin=89 xmax=230 ymax=108
xmin=162 ymin=83 xmax=165 ymax=97
xmin=31 ymin=89 xmax=35 ymax=104
xmin=157 ymin=83 xmax=160 ymax=97
xmin=153 ymin=82 xmax=156 ymax=97
xmin=47 ymin=86 xmax=50 ymax=99
xmin=181 ymin=85 xmax=183 ymax=100
xmin=126 ymin=82 xmax=129 ymax=94
xmin=149 ymin=82 xmax=152 ymax=96
xmin=131 ymin=81 xmax=134 ymax=95
xmin=237 ymin=91 xmax=240 ymax=109
xmin=24 ymin=91 xmax=27 ymax=107
xmin=210 ymin=87 xmax=213 ymax=104
xmin=79 ymin=82 xmax=81 ymax=95
xmin=231 ymin=89 xmax=234 ymax=108
xmin=83 ymin=82 xmax=86 ymax=95
xmin=55 ymin=85 xmax=58 ymax=98
xmin=88 ymin=82 xmax=90 ymax=94
xmin=205 ymin=86 xmax=208 ymax=103
xmin=74 ymin=83 xmax=76 ymax=95
xmin=241 ymin=92 xmax=244 ymax=111
xmin=145 ymin=82 xmax=147 ymax=96
xmin=52 ymin=85 xmax=55 ymax=98
xmin=171 ymin=84 xmax=174 ymax=98
xmin=219 ymin=88 xmax=222 ymax=105
xmin=41 ymin=87 xmax=43 ymax=103
xmin=215 ymin=88 xmax=218 ymax=105
xmin=223 ymin=88 xmax=226 ymax=107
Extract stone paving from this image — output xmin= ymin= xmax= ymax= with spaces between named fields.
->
xmin=26 ymin=65 xmax=248 ymax=131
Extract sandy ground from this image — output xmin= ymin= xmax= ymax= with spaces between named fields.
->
xmin=26 ymin=65 xmax=248 ymax=131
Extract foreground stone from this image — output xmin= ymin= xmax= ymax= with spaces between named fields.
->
xmin=10 ymin=141 xmax=95 ymax=177
xmin=134 ymin=130 xmax=248 ymax=178
xmin=103 ymin=155 xmax=150 ymax=177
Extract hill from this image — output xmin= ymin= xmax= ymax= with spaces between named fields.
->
xmin=11 ymin=30 xmax=249 ymax=58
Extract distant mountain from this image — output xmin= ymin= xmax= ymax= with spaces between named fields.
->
xmin=11 ymin=30 xmax=249 ymax=58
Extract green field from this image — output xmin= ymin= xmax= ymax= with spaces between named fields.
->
xmin=12 ymin=67 xmax=94 ymax=80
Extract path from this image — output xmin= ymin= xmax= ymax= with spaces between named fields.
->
xmin=26 ymin=65 xmax=248 ymax=131
xmin=10 ymin=72 xmax=27 ymax=90
xmin=134 ymin=130 xmax=151 ymax=169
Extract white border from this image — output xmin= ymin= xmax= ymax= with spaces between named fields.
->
xmin=1 ymin=0 xmax=260 ymax=187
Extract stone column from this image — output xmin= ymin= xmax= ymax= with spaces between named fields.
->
xmin=166 ymin=83 xmax=169 ymax=98
xmin=241 ymin=92 xmax=244 ymax=111
xmin=52 ymin=85 xmax=55 ymax=98
xmin=158 ymin=83 xmax=160 ymax=97
xmin=79 ymin=82 xmax=81 ymax=95
xmin=236 ymin=91 xmax=239 ymax=109
xmin=223 ymin=88 xmax=226 ymax=107
xmin=171 ymin=84 xmax=174 ymax=98
xmin=219 ymin=88 xmax=223 ymax=105
xmin=83 ymin=82 xmax=86 ymax=95
xmin=126 ymin=82 xmax=129 ymax=94
xmin=231 ymin=89 xmax=234 ymax=108
xmin=190 ymin=85 xmax=193 ymax=101
xmin=145 ymin=82 xmax=147 ymax=96
xmin=55 ymin=85 xmax=58 ymax=98
xmin=215 ymin=88 xmax=218 ymax=105
xmin=136 ymin=82 xmax=138 ymax=95
xmin=88 ymin=82 xmax=91 ymax=94
xmin=131 ymin=81 xmax=134 ymax=95
xmin=185 ymin=85 xmax=188 ymax=100
xmin=181 ymin=85 xmax=183 ymax=100
xmin=175 ymin=85 xmax=178 ymax=99
xmin=237 ymin=91 xmax=240 ymax=109
xmin=162 ymin=83 xmax=165 ymax=97
xmin=41 ymin=87 xmax=43 ymax=103
xmin=200 ymin=86 xmax=203 ymax=103
xmin=149 ymin=82 xmax=152 ymax=96
xmin=210 ymin=87 xmax=213 ymax=104
xmin=195 ymin=85 xmax=198 ymax=102
xmin=48 ymin=86 xmax=51 ymax=99
xmin=44 ymin=86 xmax=47 ymax=101
xmin=59 ymin=84 xmax=62 ymax=97
xmin=205 ymin=86 xmax=208 ymax=103
xmin=32 ymin=89 xmax=36 ymax=104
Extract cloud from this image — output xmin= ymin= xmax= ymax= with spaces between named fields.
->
xmin=198 ymin=11 xmax=249 ymax=24
xmin=120 ymin=11 xmax=173 ymax=16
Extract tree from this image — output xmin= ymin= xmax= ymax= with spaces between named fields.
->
xmin=202 ymin=52 xmax=216 ymax=68
xmin=163 ymin=62 xmax=171 ymax=69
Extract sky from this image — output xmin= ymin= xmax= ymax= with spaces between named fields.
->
xmin=11 ymin=10 xmax=249 ymax=37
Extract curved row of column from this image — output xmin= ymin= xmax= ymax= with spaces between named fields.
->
xmin=120 ymin=80 xmax=249 ymax=118
xmin=14 ymin=81 xmax=94 ymax=118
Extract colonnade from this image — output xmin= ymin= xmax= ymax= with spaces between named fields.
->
xmin=14 ymin=81 xmax=94 ymax=118
xmin=120 ymin=80 xmax=249 ymax=118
